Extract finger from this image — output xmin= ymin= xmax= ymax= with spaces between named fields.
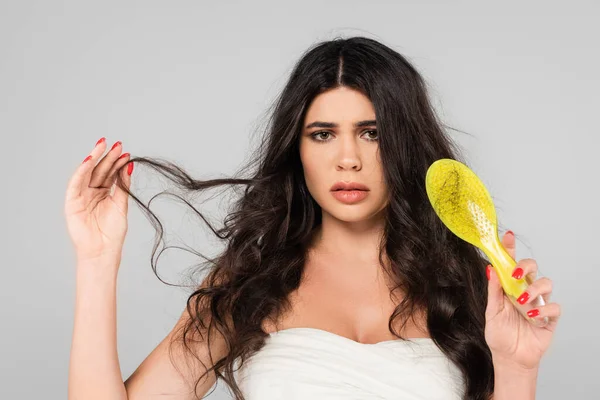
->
xmin=515 ymin=277 xmax=552 ymax=306
xmin=485 ymin=265 xmax=505 ymax=319
xmin=102 ymin=152 xmax=131 ymax=188
xmin=112 ymin=159 xmax=133 ymax=215
xmin=511 ymin=257 xmax=538 ymax=283
xmin=526 ymin=302 xmax=561 ymax=330
xmin=65 ymin=137 xmax=108 ymax=202
xmin=89 ymin=140 xmax=123 ymax=188
xmin=501 ymin=230 xmax=516 ymax=260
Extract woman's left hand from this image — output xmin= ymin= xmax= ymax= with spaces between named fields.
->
xmin=484 ymin=230 xmax=562 ymax=370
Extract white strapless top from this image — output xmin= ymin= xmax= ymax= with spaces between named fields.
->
xmin=234 ymin=327 xmax=465 ymax=399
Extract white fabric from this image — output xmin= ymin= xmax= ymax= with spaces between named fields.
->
xmin=234 ymin=327 xmax=465 ymax=399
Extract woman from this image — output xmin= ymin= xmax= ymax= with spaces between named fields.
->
xmin=65 ymin=36 xmax=561 ymax=400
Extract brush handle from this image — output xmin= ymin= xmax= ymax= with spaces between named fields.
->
xmin=484 ymin=236 xmax=549 ymax=328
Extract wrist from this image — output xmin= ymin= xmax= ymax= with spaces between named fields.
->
xmin=492 ymin=353 xmax=540 ymax=375
xmin=76 ymin=250 xmax=122 ymax=264
xmin=492 ymin=356 xmax=538 ymax=400
xmin=75 ymin=256 xmax=121 ymax=281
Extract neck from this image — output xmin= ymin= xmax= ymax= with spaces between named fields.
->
xmin=309 ymin=210 xmax=387 ymax=266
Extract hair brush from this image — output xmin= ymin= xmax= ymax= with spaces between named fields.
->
xmin=425 ymin=158 xmax=548 ymax=327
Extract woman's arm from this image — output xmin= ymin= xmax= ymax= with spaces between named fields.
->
xmin=123 ymin=288 xmax=228 ymax=399
xmin=491 ymin=357 xmax=539 ymax=400
xmin=68 ymin=258 xmax=127 ymax=400
xmin=68 ymin=257 xmax=226 ymax=400
xmin=485 ymin=231 xmax=561 ymax=399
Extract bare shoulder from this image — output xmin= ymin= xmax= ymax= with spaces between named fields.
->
xmin=124 ymin=273 xmax=230 ymax=400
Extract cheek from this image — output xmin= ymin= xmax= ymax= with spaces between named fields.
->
xmin=300 ymin=147 xmax=326 ymax=183
xmin=301 ymin=162 xmax=322 ymax=196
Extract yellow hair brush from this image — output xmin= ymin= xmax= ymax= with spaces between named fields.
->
xmin=425 ymin=158 xmax=548 ymax=327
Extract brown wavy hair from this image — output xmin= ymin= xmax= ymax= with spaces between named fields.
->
xmin=115 ymin=36 xmax=497 ymax=399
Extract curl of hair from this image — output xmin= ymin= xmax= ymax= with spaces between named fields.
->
xmin=114 ymin=36 xmax=496 ymax=400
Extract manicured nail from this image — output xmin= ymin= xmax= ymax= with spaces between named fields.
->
xmin=111 ymin=141 xmax=122 ymax=151
xmin=127 ymin=162 xmax=134 ymax=176
xmin=82 ymin=155 xmax=92 ymax=164
xmin=95 ymin=137 xmax=106 ymax=147
xmin=527 ymin=309 xmax=540 ymax=318
xmin=512 ymin=267 xmax=524 ymax=280
xmin=118 ymin=152 xmax=130 ymax=160
xmin=486 ymin=265 xmax=491 ymax=281
xmin=506 ymin=230 xmax=514 ymax=237
xmin=517 ymin=291 xmax=530 ymax=305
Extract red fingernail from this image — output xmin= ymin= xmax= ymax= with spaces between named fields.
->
xmin=82 ymin=155 xmax=92 ymax=164
xmin=118 ymin=152 xmax=130 ymax=160
xmin=512 ymin=267 xmax=524 ymax=280
xmin=486 ymin=265 xmax=491 ymax=281
xmin=527 ymin=309 xmax=539 ymax=318
xmin=127 ymin=162 xmax=134 ymax=176
xmin=517 ymin=292 xmax=530 ymax=305
xmin=111 ymin=141 xmax=122 ymax=151
xmin=506 ymin=230 xmax=514 ymax=236
xmin=95 ymin=137 xmax=106 ymax=147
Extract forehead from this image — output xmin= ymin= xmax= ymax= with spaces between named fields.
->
xmin=304 ymin=87 xmax=376 ymax=126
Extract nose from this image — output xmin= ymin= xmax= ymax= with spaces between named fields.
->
xmin=336 ymin=137 xmax=362 ymax=171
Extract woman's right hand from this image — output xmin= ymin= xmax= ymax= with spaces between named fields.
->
xmin=64 ymin=137 xmax=134 ymax=265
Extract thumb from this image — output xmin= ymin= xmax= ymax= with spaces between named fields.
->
xmin=112 ymin=160 xmax=133 ymax=215
xmin=485 ymin=264 xmax=505 ymax=319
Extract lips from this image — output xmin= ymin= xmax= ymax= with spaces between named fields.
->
xmin=330 ymin=181 xmax=370 ymax=191
xmin=331 ymin=188 xmax=369 ymax=204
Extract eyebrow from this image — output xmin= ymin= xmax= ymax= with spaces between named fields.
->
xmin=304 ymin=119 xmax=377 ymax=129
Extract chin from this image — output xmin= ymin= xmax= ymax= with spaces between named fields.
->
xmin=323 ymin=204 xmax=382 ymax=223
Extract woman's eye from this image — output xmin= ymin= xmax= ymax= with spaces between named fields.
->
xmin=311 ymin=131 xmax=331 ymax=141
xmin=309 ymin=130 xmax=378 ymax=142
xmin=364 ymin=130 xmax=378 ymax=141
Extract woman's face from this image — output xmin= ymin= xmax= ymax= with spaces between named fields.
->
xmin=299 ymin=86 xmax=389 ymax=223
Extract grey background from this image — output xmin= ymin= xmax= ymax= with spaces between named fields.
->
xmin=1 ymin=1 xmax=597 ymax=398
